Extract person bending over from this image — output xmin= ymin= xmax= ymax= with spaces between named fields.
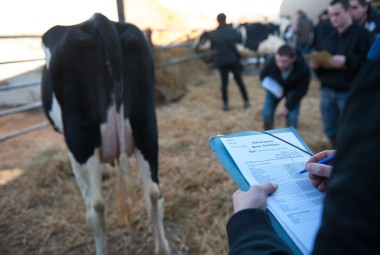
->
xmin=260 ymin=44 xmax=310 ymax=130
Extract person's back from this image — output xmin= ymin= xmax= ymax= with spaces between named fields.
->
xmin=311 ymin=58 xmax=380 ymax=255
xmin=211 ymin=23 xmax=242 ymax=67
xmin=296 ymin=14 xmax=313 ymax=43
xmin=210 ymin=13 xmax=250 ymax=111
xmin=295 ymin=10 xmax=314 ymax=53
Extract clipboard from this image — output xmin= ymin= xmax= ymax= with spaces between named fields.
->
xmin=209 ymin=127 xmax=316 ymax=255
xmin=305 ymin=51 xmax=334 ymax=69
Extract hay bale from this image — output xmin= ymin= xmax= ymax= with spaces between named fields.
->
xmin=154 ymin=45 xmax=217 ymax=104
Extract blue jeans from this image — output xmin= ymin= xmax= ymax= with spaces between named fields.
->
xmin=262 ymin=90 xmax=301 ymax=129
xmin=320 ymin=87 xmax=348 ymax=141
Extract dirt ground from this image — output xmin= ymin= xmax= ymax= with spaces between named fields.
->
xmin=0 ymin=60 xmax=329 ymax=254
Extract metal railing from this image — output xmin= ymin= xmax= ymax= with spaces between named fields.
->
xmin=0 ymin=80 xmax=41 ymax=92
xmin=0 ymin=31 xmax=213 ymax=142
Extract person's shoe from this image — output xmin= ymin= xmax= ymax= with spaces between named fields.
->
xmin=223 ymin=103 xmax=229 ymax=111
xmin=244 ymin=101 xmax=251 ymax=108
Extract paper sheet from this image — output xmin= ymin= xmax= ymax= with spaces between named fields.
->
xmin=221 ymin=132 xmax=324 ymax=254
xmin=261 ymin=76 xmax=283 ymax=99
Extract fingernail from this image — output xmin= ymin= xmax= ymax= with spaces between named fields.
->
xmin=273 ymin=183 xmax=278 ymax=189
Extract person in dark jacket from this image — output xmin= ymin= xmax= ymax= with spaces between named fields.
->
xmin=308 ymin=0 xmax=373 ymax=147
xmin=349 ymin=0 xmax=380 ymax=35
xmin=312 ymin=10 xmax=334 ymax=51
xmin=211 ymin=13 xmax=250 ymax=111
xmin=295 ymin=10 xmax=314 ymax=54
xmin=260 ymin=44 xmax=310 ymax=130
xmin=226 ymin=55 xmax=380 ymax=255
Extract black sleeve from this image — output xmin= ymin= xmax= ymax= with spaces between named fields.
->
xmin=227 ymin=209 xmax=292 ymax=255
xmin=312 ymin=59 xmax=380 ymax=254
xmin=345 ymin=29 xmax=374 ymax=71
xmin=285 ymin=65 xmax=311 ymax=110
xmin=259 ymin=56 xmax=275 ymax=81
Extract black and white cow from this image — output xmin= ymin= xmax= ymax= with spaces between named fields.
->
xmin=41 ymin=13 xmax=170 ymax=255
xmin=193 ymin=18 xmax=291 ymax=66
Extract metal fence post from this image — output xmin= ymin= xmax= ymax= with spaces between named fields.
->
xmin=116 ymin=0 xmax=126 ymax=23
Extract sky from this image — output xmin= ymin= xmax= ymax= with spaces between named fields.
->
xmin=0 ymin=0 xmax=283 ymax=35
xmin=0 ymin=0 xmax=285 ymax=80
xmin=157 ymin=0 xmax=283 ymax=21
xmin=0 ymin=0 xmax=119 ymax=35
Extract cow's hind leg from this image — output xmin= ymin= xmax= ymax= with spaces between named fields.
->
xmin=69 ymin=149 xmax=107 ymax=255
xmin=135 ymin=149 xmax=170 ymax=255
xmin=117 ymin=152 xmax=133 ymax=225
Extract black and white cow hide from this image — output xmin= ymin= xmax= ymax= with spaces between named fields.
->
xmin=41 ymin=13 xmax=170 ymax=255
xmin=193 ymin=18 xmax=291 ymax=67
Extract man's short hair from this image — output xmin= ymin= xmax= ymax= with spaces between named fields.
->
xmin=217 ymin=13 xmax=226 ymax=24
xmin=330 ymin=0 xmax=350 ymax=10
xmin=353 ymin=0 xmax=368 ymax=6
xmin=277 ymin=45 xmax=296 ymax=58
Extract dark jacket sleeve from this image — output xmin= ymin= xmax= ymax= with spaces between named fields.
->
xmin=312 ymin=59 xmax=380 ymax=255
xmin=211 ymin=25 xmax=242 ymax=67
xmin=285 ymin=56 xmax=310 ymax=110
xmin=227 ymin=209 xmax=292 ymax=255
xmin=344 ymin=29 xmax=374 ymax=72
xmin=314 ymin=24 xmax=374 ymax=91
xmin=259 ymin=56 xmax=274 ymax=81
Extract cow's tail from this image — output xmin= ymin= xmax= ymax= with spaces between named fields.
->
xmin=94 ymin=13 xmax=132 ymax=225
xmin=93 ymin=13 xmax=124 ymax=111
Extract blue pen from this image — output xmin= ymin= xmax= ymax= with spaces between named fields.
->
xmin=299 ymin=154 xmax=336 ymax=174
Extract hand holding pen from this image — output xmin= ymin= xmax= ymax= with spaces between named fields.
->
xmin=300 ymin=150 xmax=336 ymax=191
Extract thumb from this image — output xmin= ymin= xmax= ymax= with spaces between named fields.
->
xmin=306 ymin=163 xmax=332 ymax=177
xmin=261 ymin=183 xmax=278 ymax=195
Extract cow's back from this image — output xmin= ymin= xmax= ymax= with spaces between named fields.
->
xmin=40 ymin=14 xmax=170 ymax=255
xmin=41 ymin=13 xmax=155 ymax=165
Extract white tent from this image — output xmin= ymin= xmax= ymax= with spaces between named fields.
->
xmin=280 ymin=0 xmax=331 ymax=23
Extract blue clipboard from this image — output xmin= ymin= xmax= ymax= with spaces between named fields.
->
xmin=209 ymin=127 xmax=313 ymax=255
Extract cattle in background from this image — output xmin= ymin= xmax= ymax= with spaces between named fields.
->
xmin=237 ymin=22 xmax=280 ymax=52
xmin=41 ymin=13 xmax=170 ymax=255
xmin=193 ymin=18 xmax=292 ymax=68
